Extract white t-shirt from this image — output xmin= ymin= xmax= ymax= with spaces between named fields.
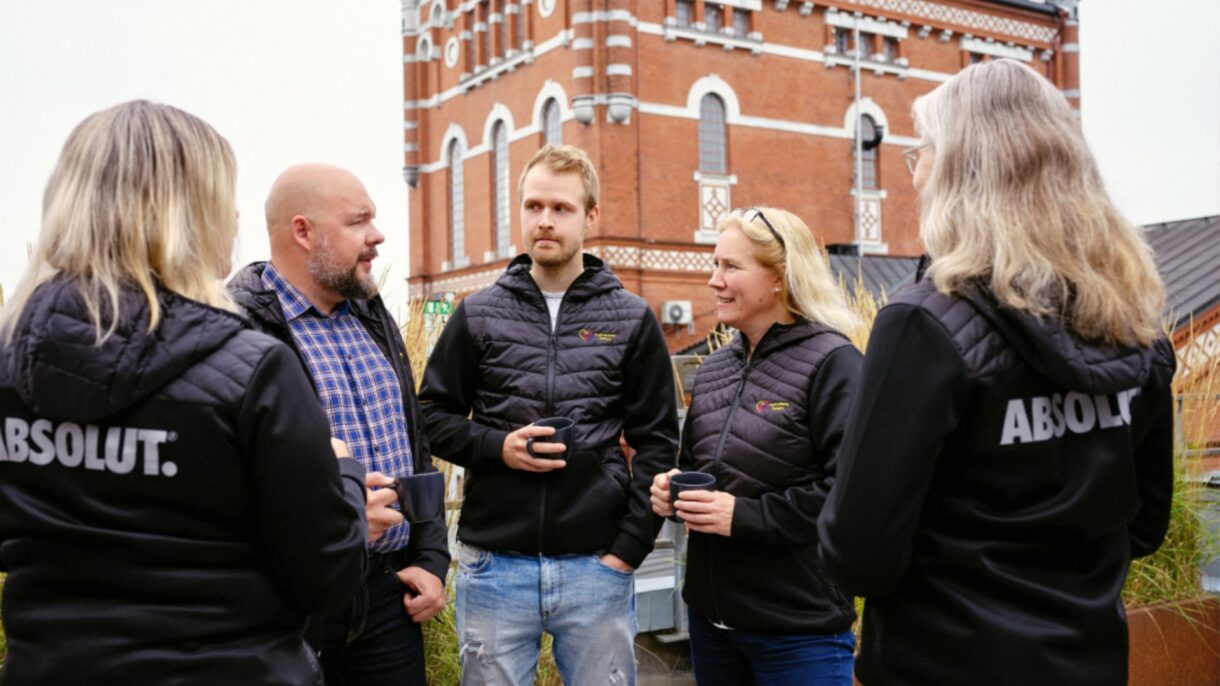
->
xmin=541 ymin=290 xmax=565 ymax=331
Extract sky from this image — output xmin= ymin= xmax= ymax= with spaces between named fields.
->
xmin=0 ymin=0 xmax=1217 ymax=313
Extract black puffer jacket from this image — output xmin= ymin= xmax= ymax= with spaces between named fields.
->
xmin=819 ymin=279 xmax=1176 ymax=686
xmin=420 ymin=254 xmax=679 ymax=568
xmin=680 ymin=319 xmax=860 ymax=633
xmin=0 ymin=277 xmax=368 ymax=686
xmin=228 ymin=261 xmax=450 ymax=582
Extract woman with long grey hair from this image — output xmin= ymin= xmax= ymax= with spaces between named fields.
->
xmin=819 ymin=59 xmax=1175 ymax=685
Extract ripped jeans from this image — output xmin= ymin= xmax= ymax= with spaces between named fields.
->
xmin=455 ymin=543 xmax=638 ymax=685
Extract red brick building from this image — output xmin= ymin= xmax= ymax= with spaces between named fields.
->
xmin=400 ymin=0 xmax=1079 ymax=350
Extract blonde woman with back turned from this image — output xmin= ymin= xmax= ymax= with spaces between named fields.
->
xmin=0 ymin=101 xmax=370 ymax=685
xmin=818 ymin=60 xmax=1176 ymax=686
xmin=651 ymin=207 xmax=862 ymax=684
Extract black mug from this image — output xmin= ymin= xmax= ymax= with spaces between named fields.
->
xmin=393 ymin=471 xmax=446 ymax=523
xmin=526 ymin=417 xmax=576 ymax=459
xmin=668 ymin=471 xmax=716 ymax=522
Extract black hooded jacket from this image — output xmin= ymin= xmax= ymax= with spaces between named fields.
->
xmin=227 ymin=261 xmax=450 ymax=582
xmin=0 ymin=277 xmax=368 ymax=686
xmin=818 ymin=279 xmax=1176 ymax=686
xmin=679 ymin=319 xmax=861 ymax=633
xmin=419 ymin=254 xmax=679 ymax=568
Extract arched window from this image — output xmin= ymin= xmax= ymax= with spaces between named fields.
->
xmin=543 ymin=98 xmax=562 ymax=146
xmin=856 ymin=114 xmax=879 ymax=190
xmin=448 ymin=139 xmax=465 ymax=264
xmin=492 ymin=122 xmax=510 ymax=257
xmin=698 ymin=93 xmax=728 ymax=174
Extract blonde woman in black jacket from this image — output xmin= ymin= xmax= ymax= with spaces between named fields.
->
xmin=818 ymin=60 xmax=1175 ymax=686
xmin=0 ymin=101 xmax=370 ymax=685
xmin=652 ymin=207 xmax=861 ymax=685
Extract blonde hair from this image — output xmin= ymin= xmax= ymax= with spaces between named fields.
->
xmin=913 ymin=59 xmax=1164 ymax=346
xmin=717 ymin=207 xmax=859 ymax=335
xmin=517 ymin=144 xmax=599 ymax=213
xmin=1 ymin=100 xmax=238 ymax=343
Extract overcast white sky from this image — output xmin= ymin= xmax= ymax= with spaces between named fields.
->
xmin=1 ymin=0 xmax=1217 ymax=312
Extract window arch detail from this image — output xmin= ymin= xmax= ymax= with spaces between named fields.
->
xmin=698 ymin=93 xmax=728 ymax=174
xmin=447 ymin=138 xmax=467 ymax=269
xmin=543 ymin=98 xmax=562 ymax=146
xmin=492 ymin=121 xmax=510 ymax=258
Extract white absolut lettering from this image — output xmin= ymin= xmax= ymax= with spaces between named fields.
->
xmin=6 ymin=417 xmax=30 ymax=463
xmin=1095 ymin=393 xmax=1124 ymax=429
xmin=1030 ymin=397 xmax=1055 ymax=442
xmin=0 ymin=417 xmax=176 ymax=476
xmin=1001 ymin=399 xmax=1033 ymax=445
xmin=1117 ymin=388 xmax=1141 ymax=425
xmin=85 ymin=425 xmax=105 ymax=471
xmin=55 ymin=422 xmax=85 ymax=467
xmin=1050 ymin=394 xmax=1067 ymax=438
xmin=999 ymin=387 xmax=1140 ymax=446
xmin=28 ymin=419 xmax=55 ymax=465
xmin=1063 ymin=392 xmax=1096 ymax=434
xmin=139 ymin=429 xmax=169 ymax=476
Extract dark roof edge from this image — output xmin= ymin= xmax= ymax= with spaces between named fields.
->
xmin=1143 ymin=214 xmax=1220 ymax=230
xmin=1173 ymin=295 xmax=1220 ymax=333
xmin=983 ymin=0 xmax=1059 ymax=16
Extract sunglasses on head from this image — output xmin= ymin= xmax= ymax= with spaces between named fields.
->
xmin=732 ymin=207 xmax=785 ymax=250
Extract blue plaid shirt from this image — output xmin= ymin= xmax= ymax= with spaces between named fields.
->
xmin=263 ymin=264 xmax=414 ymax=553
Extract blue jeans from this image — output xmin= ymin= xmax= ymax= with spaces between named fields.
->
xmin=688 ymin=610 xmax=855 ymax=686
xmin=317 ymin=557 xmax=427 ymax=686
xmin=455 ymin=543 xmax=638 ymax=685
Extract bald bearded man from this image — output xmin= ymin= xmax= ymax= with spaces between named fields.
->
xmin=228 ymin=163 xmax=449 ymax=685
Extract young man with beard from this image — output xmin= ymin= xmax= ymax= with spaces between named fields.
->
xmin=228 ymin=163 xmax=449 ymax=685
xmin=419 ymin=145 xmax=680 ymax=685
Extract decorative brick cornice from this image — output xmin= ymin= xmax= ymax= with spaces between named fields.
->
xmin=835 ymin=0 xmax=1057 ymax=43
xmin=409 ymin=242 xmax=717 ymax=299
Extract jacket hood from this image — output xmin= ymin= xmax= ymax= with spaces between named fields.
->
xmin=6 ymin=276 xmax=246 ymax=423
xmin=731 ymin=317 xmax=848 ymax=361
xmin=962 ymin=286 xmax=1153 ymax=394
xmin=497 ymin=253 xmax=622 ymax=300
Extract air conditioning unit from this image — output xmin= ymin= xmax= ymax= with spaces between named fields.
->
xmin=661 ymin=300 xmax=693 ymax=325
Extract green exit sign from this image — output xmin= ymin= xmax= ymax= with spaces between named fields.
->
xmin=424 ymin=300 xmax=453 ymax=315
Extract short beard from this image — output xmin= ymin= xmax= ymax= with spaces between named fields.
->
xmin=529 ymin=240 xmax=581 ymax=270
xmin=308 ymin=234 xmax=378 ymax=302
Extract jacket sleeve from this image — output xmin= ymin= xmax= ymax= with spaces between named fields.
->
xmin=419 ymin=301 xmax=510 ymax=469
xmin=610 ymin=310 xmax=680 ymax=568
xmin=732 ymin=345 xmax=862 ymax=546
xmin=817 ymin=304 xmax=968 ymax=598
xmin=1127 ymin=338 xmax=1177 ymax=558
xmin=239 ymin=341 xmax=368 ymax=616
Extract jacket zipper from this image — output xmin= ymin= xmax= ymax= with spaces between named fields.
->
xmin=707 ymin=356 xmax=752 ymax=628
xmin=539 ymin=290 xmax=564 ymax=555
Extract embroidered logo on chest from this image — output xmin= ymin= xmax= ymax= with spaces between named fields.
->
xmin=755 ymin=400 xmax=790 ymax=413
xmin=578 ymin=327 xmax=617 ymax=343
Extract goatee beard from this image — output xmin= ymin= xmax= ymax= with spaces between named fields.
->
xmin=309 ymin=255 xmax=378 ymax=301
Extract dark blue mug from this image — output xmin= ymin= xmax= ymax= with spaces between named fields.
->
xmin=668 ymin=471 xmax=716 ymax=522
xmin=526 ymin=417 xmax=576 ymax=459
xmin=393 ymin=471 xmax=445 ymax=523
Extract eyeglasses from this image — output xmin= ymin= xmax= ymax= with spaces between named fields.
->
xmin=903 ymin=143 xmax=930 ymax=175
xmin=732 ymin=207 xmax=785 ymax=250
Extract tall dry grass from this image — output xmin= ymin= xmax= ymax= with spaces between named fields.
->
xmin=1122 ymin=320 xmax=1220 ymax=608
